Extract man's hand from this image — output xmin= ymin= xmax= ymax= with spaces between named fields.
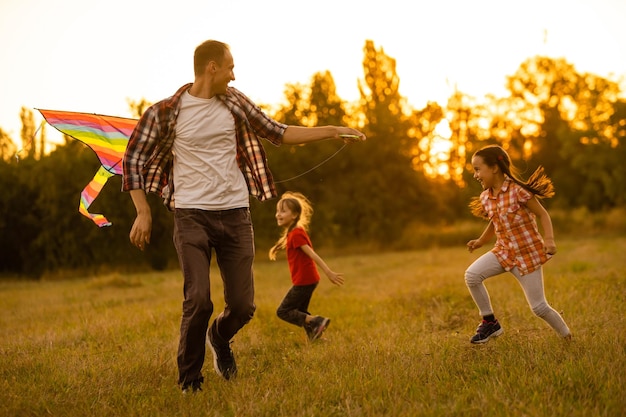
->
xmin=130 ymin=212 xmax=152 ymax=251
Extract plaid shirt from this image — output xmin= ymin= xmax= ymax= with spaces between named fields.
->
xmin=122 ymin=83 xmax=287 ymax=209
xmin=480 ymin=177 xmax=549 ymax=275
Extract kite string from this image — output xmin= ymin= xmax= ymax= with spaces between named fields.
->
xmin=14 ymin=120 xmax=45 ymax=163
xmin=274 ymin=143 xmax=347 ymax=184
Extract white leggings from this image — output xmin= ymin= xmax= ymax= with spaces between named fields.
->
xmin=465 ymin=251 xmax=570 ymax=337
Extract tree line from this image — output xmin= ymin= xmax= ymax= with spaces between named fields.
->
xmin=1 ymin=40 xmax=625 ymax=278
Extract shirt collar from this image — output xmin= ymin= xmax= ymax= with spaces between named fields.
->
xmin=488 ymin=176 xmax=511 ymax=199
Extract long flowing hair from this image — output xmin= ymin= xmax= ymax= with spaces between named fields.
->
xmin=469 ymin=145 xmax=555 ymax=218
xmin=269 ymin=192 xmax=314 ymax=260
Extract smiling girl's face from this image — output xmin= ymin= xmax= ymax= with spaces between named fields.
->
xmin=472 ymin=155 xmax=499 ymax=191
xmin=275 ymin=200 xmax=298 ymax=228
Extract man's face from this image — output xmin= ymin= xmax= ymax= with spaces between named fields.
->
xmin=212 ymin=50 xmax=235 ymax=94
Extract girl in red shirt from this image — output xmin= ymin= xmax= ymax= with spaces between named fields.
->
xmin=270 ymin=192 xmax=344 ymax=341
xmin=465 ymin=145 xmax=571 ymax=344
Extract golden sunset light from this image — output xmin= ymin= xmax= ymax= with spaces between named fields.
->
xmin=2 ymin=2 xmax=626 ymax=415
xmin=1 ymin=0 xmax=625 ymax=146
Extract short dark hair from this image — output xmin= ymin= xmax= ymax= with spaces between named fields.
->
xmin=194 ymin=40 xmax=229 ymax=76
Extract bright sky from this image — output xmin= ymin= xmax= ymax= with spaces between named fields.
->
xmin=1 ymin=0 xmax=625 ymax=145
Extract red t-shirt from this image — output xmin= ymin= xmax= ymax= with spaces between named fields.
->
xmin=286 ymin=227 xmax=320 ymax=286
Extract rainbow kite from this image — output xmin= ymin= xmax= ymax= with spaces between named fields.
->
xmin=37 ymin=109 xmax=137 ymax=227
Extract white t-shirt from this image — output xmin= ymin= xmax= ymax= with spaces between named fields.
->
xmin=172 ymin=91 xmax=249 ymax=210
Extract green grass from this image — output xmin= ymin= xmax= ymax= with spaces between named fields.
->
xmin=1 ymin=236 xmax=625 ymax=416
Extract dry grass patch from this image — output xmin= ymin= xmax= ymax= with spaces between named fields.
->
xmin=0 ymin=237 xmax=624 ymax=416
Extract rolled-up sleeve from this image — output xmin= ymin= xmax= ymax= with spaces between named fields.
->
xmin=122 ymin=108 xmax=159 ymax=192
xmin=229 ymin=88 xmax=287 ymax=145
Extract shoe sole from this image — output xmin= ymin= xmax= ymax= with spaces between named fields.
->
xmin=206 ymin=334 xmax=223 ymax=378
xmin=182 ymin=387 xmax=201 ymax=394
xmin=311 ymin=318 xmax=330 ymax=341
xmin=470 ymin=327 xmax=504 ymax=344
xmin=207 ymin=333 xmax=236 ymax=380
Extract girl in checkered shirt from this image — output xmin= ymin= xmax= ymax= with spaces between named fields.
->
xmin=464 ymin=145 xmax=571 ymax=344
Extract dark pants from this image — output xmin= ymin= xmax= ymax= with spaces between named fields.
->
xmin=173 ymin=208 xmax=256 ymax=386
xmin=276 ymin=283 xmax=318 ymax=327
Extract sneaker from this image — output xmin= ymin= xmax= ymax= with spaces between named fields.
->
xmin=470 ymin=320 xmax=504 ymax=344
xmin=304 ymin=323 xmax=315 ymax=341
xmin=306 ymin=316 xmax=330 ymax=341
xmin=181 ymin=379 xmax=202 ymax=394
xmin=207 ymin=328 xmax=238 ymax=380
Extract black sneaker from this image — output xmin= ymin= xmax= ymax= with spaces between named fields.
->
xmin=207 ymin=328 xmax=238 ymax=380
xmin=181 ymin=379 xmax=203 ymax=394
xmin=304 ymin=322 xmax=315 ymax=341
xmin=306 ymin=316 xmax=330 ymax=341
xmin=470 ymin=319 xmax=504 ymax=344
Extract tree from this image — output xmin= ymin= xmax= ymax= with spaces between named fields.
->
xmin=330 ymin=40 xmax=438 ymax=243
xmin=0 ymin=128 xmax=17 ymax=161
xmin=409 ymin=101 xmax=444 ymax=175
xmin=0 ymin=157 xmax=40 ymax=275
xmin=254 ymin=72 xmax=353 ymax=249
xmin=505 ymin=56 xmax=623 ymax=209
xmin=19 ymin=107 xmax=37 ymax=160
xmin=127 ymin=98 xmax=152 ymax=118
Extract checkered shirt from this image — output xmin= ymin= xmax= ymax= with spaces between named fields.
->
xmin=480 ymin=177 xmax=549 ymax=275
xmin=122 ymin=83 xmax=287 ymax=209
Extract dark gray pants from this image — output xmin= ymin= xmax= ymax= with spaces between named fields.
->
xmin=173 ymin=208 xmax=256 ymax=386
xmin=276 ymin=283 xmax=318 ymax=327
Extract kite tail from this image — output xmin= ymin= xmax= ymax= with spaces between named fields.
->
xmin=79 ymin=165 xmax=115 ymax=227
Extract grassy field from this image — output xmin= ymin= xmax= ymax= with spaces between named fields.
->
xmin=1 ymin=236 xmax=625 ymax=417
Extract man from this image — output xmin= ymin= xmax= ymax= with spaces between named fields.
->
xmin=122 ymin=40 xmax=365 ymax=393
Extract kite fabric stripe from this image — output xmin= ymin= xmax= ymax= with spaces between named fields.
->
xmin=37 ymin=109 xmax=138 ymax=227
xmin=38 ymin=109 xmax=137 ymax=174
xmin=78 ymin=166 xmax=116 ymax=227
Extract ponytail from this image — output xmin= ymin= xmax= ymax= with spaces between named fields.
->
xmin=473 ymin=145 xmax=554 ymax=198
